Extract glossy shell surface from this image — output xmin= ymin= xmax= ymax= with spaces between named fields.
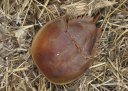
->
xmin=31 ymin=16 xmax=98 ymax=84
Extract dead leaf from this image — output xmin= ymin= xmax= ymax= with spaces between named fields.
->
xmin=61 ymin=0 xmax=117 ymax=17
xmin=13 ymin=25 xmax=33 ymax=46
xmin=94 ymin=1 xmax=117 ymax=9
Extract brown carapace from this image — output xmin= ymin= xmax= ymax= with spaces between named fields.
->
xmin=31 ymin=15 xmax=98 ymax=85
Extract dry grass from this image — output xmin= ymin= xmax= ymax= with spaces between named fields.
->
xmin=0 ymin=0 xmax=128 ymax=91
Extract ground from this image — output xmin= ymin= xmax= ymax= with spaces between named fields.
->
xmin=0 ymin=0 xmax=128 ymax=91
